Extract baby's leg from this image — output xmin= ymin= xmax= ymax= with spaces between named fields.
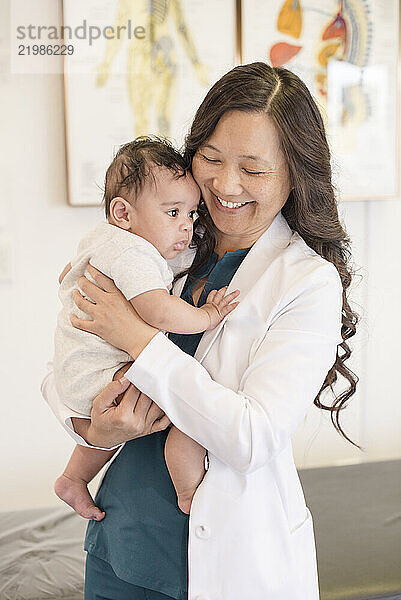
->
xmin=54 ymin=362 xmax=133 ymax=520
xmin=54 ymin=445 xmax=116 ymax=520
xmin=164 ymin=426 xmax=206 ymax=515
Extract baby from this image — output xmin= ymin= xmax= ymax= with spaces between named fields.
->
xmin=53 ymin=137 xmax=239 ymax=520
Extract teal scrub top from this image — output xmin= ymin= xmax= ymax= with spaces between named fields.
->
xmin=84 ymin=246 xmax=251 ymax=600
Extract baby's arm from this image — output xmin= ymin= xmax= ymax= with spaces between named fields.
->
xmin=130 ymin=287 xmax=240 ymax=334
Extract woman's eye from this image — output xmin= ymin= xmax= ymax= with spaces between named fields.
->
xmin=243 ymin=169 xmax=265 ymax=176
xmin=167 ymin=209 xmax=179 ymax=217
xmin=189 ymin=210 xmax=199 ymax=221
xmin=201 ymin=153 xmax=220 ymax=163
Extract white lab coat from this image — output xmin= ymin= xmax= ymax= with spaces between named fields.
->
xmin=42 ymin=212 xmax=343 ymax=600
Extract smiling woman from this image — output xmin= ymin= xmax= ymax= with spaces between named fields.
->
xmin=43 ymin=62 xmax=359 ymax=600
xmin=192 ymin=110 xmax=292 ymax=255
xmin=183 ymin=65 xmax=358 ymax=436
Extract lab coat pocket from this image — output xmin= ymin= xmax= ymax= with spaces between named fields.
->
xmin=289 ymin=506 xmax=312 ymax=536
xmin=289 ymin=507 xmax=319 ymax=597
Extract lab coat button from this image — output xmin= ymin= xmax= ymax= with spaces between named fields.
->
xmin=195 ymin=524 xmax=211 ymax=539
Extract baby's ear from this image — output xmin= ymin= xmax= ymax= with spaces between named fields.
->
xmin=109 ymin=197 xmax=131 ymax=229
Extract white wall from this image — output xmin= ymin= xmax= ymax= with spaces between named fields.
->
xmin=1 ymin=30 xmax=400 ymax=512
xmin=1 ymin=70 xmax=103 ymax=511
xmin=293 ymin=199 xmax=401 ymax=468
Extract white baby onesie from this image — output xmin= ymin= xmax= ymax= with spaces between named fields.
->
xmin=53 ymin=222 xmax=173 ymax=416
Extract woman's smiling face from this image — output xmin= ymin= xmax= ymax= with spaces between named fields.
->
xmin=191 ymin=110 xmax=292 ymax=250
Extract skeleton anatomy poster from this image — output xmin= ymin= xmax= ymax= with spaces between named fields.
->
xmin=63 ymin=0 xmax=236 ymax=206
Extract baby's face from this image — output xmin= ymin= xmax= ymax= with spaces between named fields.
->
xmin=128 ymin=167 xmax=201 ymax=260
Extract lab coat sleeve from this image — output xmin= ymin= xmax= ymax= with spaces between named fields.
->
xmin=125 ymin=264 xmax=343 ymax=473
xmin=40 ymin=367 xmax=122 ymax=450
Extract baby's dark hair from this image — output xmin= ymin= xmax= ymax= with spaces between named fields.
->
xmin=103 ymin=136 xmax=187 ymax=217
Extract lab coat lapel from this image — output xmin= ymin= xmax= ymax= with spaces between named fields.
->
xmin=195 ymin=211 xmax=293 ymax=364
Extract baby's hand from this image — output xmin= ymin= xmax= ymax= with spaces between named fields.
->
xmin=201 ymin=287 xmax=240 ymax=330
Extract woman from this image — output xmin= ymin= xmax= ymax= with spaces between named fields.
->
xmin=42 ymin=62 xmax=358 ymax=600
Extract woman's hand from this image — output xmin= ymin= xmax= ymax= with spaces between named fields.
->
xmin=79 ymin=377 xmax=171 ymax=448
xmin=70 ymin=263 xmax=158 ymax=359
xmin=59 ymin=263 xmax=72 ymax=284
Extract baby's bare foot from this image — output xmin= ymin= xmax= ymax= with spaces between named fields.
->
xmin=54 ymin=474 xmax=105 ymax=521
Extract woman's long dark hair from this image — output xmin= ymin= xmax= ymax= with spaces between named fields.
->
xmin=182 ymin=62 xmax=360 ymax=450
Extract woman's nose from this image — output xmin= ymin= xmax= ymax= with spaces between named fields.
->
xmin=213 ymin=166 xmax=242 ymax=196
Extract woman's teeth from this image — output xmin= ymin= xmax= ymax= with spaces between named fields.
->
xmin=216 ymin=196 xmax=248 ymax=209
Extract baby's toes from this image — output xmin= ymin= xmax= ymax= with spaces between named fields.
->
xmin=54 ymin=474 xmax=105 ymax=521
xmin=80 ymin=504 xmax=105 ymax=521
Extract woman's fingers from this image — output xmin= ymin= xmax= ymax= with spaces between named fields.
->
xmin=131 ymin=391 xmax=153 ymax=424
xmin=86 ymin=263 xmax=118 ymax=293
xmin=150 ymin=414 xmax=171 ymax=433
xmin=70 ymin=262 xmax=157 ymax=356
xmin=70 ymin=289 xmax=98 ymax=334
xmin=116 ymin=380 xmax=141 ymax=411
xmin=92 ymin=378 xmax=132 ymax=414
xmin=72 ymin=289 xmax=96 ymax=315
xmin=71 ymin=263 xmax=117 ymax=308
xmin=70 ymin=313 xmax=97 ymax=334
xmin=77 ymin=275 xmax=106 ymax=304
xmin=59 ymin=262 xmax=72 ymax=284
xmin=88 ymin=381 xmax=165 ymax=447
xmin=136 ymin=393 xmax=169 ymax=434
xmin=145 ymin=399 xmax=165 ymax=423
xmin=114 ymin=388 xmax=167 ymax=439
xmin=105 ymin=386 xmax=151 ymax=437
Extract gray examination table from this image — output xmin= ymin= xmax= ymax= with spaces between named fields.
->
xmin=299 ymin=459 xmax=401 ymax=600
xmin=1 ymin=459 xmax=400 ymax=599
